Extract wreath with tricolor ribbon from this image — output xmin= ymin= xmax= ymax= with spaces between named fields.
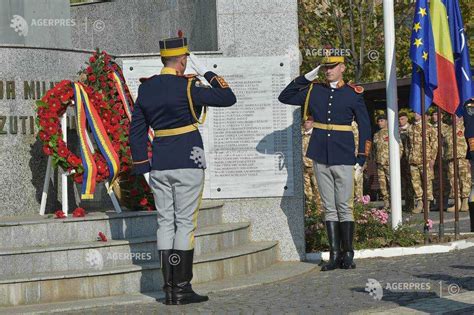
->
xmin=36 ymin=51 xmax=153 ymax=206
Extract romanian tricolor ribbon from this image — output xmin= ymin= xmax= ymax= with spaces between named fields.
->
xmin=111 ymin=69 xmax=154 ymax=142
xmin=73 ymin=82 xmax=120 ymax=199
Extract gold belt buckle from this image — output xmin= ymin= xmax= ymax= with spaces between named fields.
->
xmin=327 ymin=124 xmax=333 ymax=131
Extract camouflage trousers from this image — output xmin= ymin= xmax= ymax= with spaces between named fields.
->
xmin=410 ymin=164 xmax=434 ymax=201
xmin=354 ymin=167 xmax=364 ymax=200
xmin=376 ymin=164 xmax=390 ymax=203
xmin=304 ymin=166 xmax=322 ymax=210
xmin=448 ymin=158 xmax=472 ymax=199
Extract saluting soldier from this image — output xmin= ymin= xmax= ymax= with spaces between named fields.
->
xmin=279 ymin=53 xmax=371 ymax=271
xmin=130 ymin=36 xmax=236 ymax=305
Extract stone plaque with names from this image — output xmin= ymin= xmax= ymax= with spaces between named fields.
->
xmin=122 ymin=56 xmax=295 ymax=198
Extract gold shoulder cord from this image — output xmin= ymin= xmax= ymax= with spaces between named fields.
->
xmin=187 ymin=78 xmax=207 ymax=124
xmin=303 ymin=83 xmax=314 ymax=121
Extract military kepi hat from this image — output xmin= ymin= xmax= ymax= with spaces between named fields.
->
xmin=321 ymin=55 xmax=344 ymax=66
xmin=159 ymin=37 xmax=189 ymax=57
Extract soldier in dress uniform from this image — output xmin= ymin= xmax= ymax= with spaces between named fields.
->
xmin=399 ymin=112 xmax=413 ymax=211
xmin=302 ymin=116 xmax=322 ymax=211
xmin=129 ymin=36 xmax=237 ymax=305
xmin=279 ymin=54 xmax=371 ymax=271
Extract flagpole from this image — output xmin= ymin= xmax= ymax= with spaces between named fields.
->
xmin=383 ymin=0 xmax=402 ymax=229
xmin=437 ymin=106 xmax=444 ymax=241
xmin=420 ymin=75 xmax=429 ymax=244
xmin=451 ymin=115 xmax=460 ymax=239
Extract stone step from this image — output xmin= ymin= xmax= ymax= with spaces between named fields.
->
xmin=0 ymin=222 xmax=250 ymax=276
xmin=0 ymin=241 xmax=278 ymax=307
xmin=0 ymin=201 xmax=223 ymax=249
xmin=0 ymin=261 xmax=317 ymax=314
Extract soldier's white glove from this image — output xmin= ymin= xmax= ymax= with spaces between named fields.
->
xmin=143 ymin=172 xmax=150 ymax=186
xmin=304 ymin=65 xmax=321 ymax=81
xmin=354 ymin=163 xmax=363 ymax=179
xmin=188 ymin=53 xmax=210 ymax=76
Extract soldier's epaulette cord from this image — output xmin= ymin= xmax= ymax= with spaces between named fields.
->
xmin=347 ymin=83 xmax=364 ymax=94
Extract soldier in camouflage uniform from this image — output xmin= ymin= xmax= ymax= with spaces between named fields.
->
xmin=302 ymin=116 xmax=322 ymax=211
xmin=442 ymin=116 xmax=471 ymax=212
xmin=407 ymin=113 xmax=438 ymax=213
xmin=352 ymin=120 xmax=364 ymax=200
xmin=373 ymin=115 xmax=403 ymax=209
xmin=431 ymin=110 xmax=450 ymax=209
xmin=399 ymin=112 xmax=413 ymax=211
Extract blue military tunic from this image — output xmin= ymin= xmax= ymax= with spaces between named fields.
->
xmin=130 ymin=68 xmax=237 ymax=174
xmin=278 ymin=75 xmax=372 ymax=166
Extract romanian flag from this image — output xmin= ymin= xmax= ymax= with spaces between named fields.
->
xmin=430 ymin=0 xmax=460 ymax=114
xmin=409 ymin=0 xmax=438 ymax=114
xmin=443 ymin=0 xmax=473 ymax=114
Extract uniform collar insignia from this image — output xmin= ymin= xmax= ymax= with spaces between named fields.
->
xmin=324 ymin=79 xmax=345 ymax=89
xmin=160 ymin=67 xmax=178 ymax=75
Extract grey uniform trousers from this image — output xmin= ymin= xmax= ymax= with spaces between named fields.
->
xmin=150 ymin=168 xmax=205 ymax=250
xmin=313 ymin=163 xmax=355 ymax=222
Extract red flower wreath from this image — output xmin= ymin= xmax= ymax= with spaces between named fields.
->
xmin=36 ymin=51 xmax=134 ymax=184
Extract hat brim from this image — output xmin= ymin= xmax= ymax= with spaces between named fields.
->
xmin=321 ymin=62 xmax=342 ymax=67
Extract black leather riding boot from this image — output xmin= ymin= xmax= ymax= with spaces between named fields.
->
xmin=321 ymin=221 xmax=341 ymax=271
xmin=172 ymin=249 xmax=209 ymax=304
xmin=159 ymin=249 xmax=174 ymax=305
xmin=340 ymin=221 xmax=356 ymax=269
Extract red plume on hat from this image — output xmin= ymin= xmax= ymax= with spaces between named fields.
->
xmin=178 ymin=30 xmax=183 ymax=38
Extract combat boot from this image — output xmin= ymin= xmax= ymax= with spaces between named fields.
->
xmin=447 ymin=198 xmax=461 ymax=212
xmin=159 ymin=249 xmax=174 ymax=305
xmin=461 ymin=198 xmax=469 ymax=212
xmin=321 ymin=221 xmax=341 ymax=271
xmin=469 ymin=202 xmax=474 ymax=232
xmin=412 ymin=199 xmax=423 ymax=214
xmin=172 ymin=249 xmax=209 ymax=305
xmin=340 ymin=221 xmax=356 ymax=269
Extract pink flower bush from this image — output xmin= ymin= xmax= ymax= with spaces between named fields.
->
xmin=357 ymin=195 xmax=371 ymax=205
xmin=426 ymin=219 xmax=433 ymax=231
xmin=370 ymin=208 xmax=389 ymax=225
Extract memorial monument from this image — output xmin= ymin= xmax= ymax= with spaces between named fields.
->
xmin=0 ymin=2 xmax=306 ymax=307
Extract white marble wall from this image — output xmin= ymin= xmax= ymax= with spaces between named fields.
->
xmin=214 ymin=0 xmax=304 ymax=261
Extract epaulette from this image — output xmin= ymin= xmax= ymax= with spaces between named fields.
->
xmin=139 ymin=75 xmax=158 ymax=83
xmin=184 ymin=74 xmax=199 ymax=79
xmin=347 ymin=83 xmax=364 ymax=94
xmin=139 ymin=76 xmax=151 ymax=83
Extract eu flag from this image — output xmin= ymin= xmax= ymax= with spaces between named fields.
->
xmin=408 ymin=0 xmax=438 ymax=114
xmin=443 ymin=0 xmax=473 ymax=114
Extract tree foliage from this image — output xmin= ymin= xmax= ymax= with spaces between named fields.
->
xmin=299 ymin=0 xmax=414 ymax=83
